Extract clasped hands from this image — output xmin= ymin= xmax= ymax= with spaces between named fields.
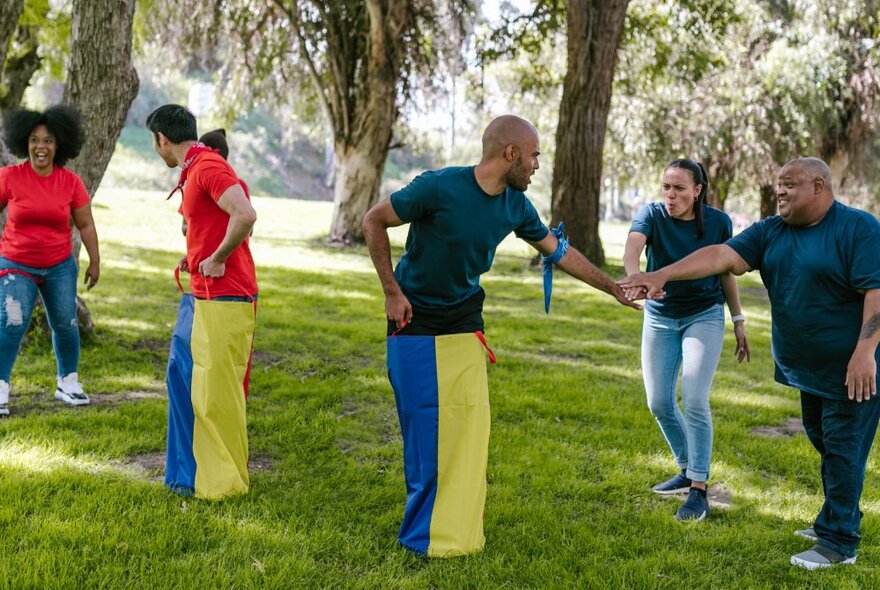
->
xmin=617 ymin=272 xmax=667 ymax=302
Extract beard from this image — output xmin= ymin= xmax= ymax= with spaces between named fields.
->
xmin=504 ymin=157 xmax=531 ymax=192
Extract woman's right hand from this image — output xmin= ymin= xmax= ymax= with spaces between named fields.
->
xmin=84 ymin=260 xmax=100 ymax=290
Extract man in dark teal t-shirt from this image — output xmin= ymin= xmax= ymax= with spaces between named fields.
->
xmin=620 ymin=157 xmax=880 ymax=571
xmin=364 ymin=114 xmax=641 ymax=336
xmin=363 ymin=115 xmax=642 ymax=557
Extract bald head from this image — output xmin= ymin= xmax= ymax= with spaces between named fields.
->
xmin=481 ymin=115 xmax=539 ymax=159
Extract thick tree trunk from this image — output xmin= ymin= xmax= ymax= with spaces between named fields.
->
xmin=330 ymin=140 xmax=390 ymax=243
xmin=63 ymin=0 xmax=139 ymax=196
xmin=61 ymin=0 xmax=139 ymax=334
xmin=550 ymin=0 xmax=629 ymax=266
xmin=759 ymin=183 xmax=777 ymax=219
xmin=326 ymin=0 xmax=403 ymax=244
xmin=0 ymin=0 xmax=26 ymax=235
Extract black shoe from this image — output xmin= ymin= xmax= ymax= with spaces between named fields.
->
xmin=675 ymin=488 xmax=709 ymax=521
xmin=652 ymin=470 xmax=692 ymax=495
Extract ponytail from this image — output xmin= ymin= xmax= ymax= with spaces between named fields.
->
xmin=666 ymin=159 xmax=708 ymax=240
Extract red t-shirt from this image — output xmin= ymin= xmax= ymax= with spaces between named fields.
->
xmin=182 ymin=152 xmax=258 ymax=298
xmin=0 ymin=162 xmax=90 ymax=267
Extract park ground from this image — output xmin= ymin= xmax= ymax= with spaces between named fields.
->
xmin=0 ymin=188 xmax=878 ymax=589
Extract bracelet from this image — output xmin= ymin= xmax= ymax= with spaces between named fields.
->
xmin=731 ymin=314 xmax=746 ymax=324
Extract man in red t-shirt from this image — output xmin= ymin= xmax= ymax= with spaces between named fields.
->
xmin=147 ymin=104 xmax=258 ymax=499
xmin=147 ymin=107 xmax=257 ymax=298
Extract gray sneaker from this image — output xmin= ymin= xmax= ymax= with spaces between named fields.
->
xmin=790 ymin=544 xmax=856 ymax=570
xmin=794 ymin=528 xmax=818 ymax=542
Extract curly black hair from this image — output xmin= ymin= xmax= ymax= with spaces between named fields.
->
xmin=3 ymin=104 xmax=85 ymax=167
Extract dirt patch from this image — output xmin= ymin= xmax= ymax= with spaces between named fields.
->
xmin=708 ymin=484 xmax=733 ymax=510
xmin=752 ymin=417 xmax=805 ymax=438
xmin=89 ymin=391 xmax=165 ymax=405
xmin=132 ymin=339 xmax=166 ymax=352
xmin=123 ymin=452 xmax=275 ymax=481
xmin=249 ymin=454 xmax=275 ymax=471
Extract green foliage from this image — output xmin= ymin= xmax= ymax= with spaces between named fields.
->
xmin=3 ymin=188 xmax=880 ymax=587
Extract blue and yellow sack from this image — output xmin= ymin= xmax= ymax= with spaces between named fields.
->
xmin=387 ymin=331 xmax=495 ymax=557
xmin=165 ymin=271 xmax=256 ymax=500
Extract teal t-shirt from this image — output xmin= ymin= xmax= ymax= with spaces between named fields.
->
xmin=727 ymin=201 xmax=880 ymax=399
xmin=630 ymin=202 xmax=732 ymax=318
xmin=390 ymin=166 xmax=549 ymax=308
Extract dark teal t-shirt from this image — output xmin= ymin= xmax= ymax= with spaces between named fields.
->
xmin=630 ymin=202 xmax=732 ymax=318
xmin=390 ymin=166 xmax=549 ymax=308
xmin=727 ymin=201 xmax=880 ymax=399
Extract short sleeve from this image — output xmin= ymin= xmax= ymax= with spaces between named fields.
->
xmin=848 ymin=214 xmax=880 ymax=290
xmin=629 ymin=204 xmax=654 ymax=239
xmin=513 ymin=196 xmax=549 ymax=241
xmin=389 ymin=171 xmax=438 ymax=223
xmin=721 ymin=213 xmax=733 ymax=241
xmin=0 ymin=167 xmax=9 ymax=206
xmin=726 ymin=220 xmax=765 ymax=270
xmin=191 ymin=156 xmax=239 ymax=202
xmin=71 ymin=173 xmax=90 ymax=209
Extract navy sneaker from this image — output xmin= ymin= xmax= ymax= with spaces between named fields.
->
xmin=652 ymin=470 xmax=692 ymax=495
xmin=675 ymin=488 xmax=709 ymax=521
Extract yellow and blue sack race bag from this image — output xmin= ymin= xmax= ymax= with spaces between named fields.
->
xmin=165 ymin=271 xmax=255 ymax=500
xmin=387 ymin=331 xmax=495 ymax=557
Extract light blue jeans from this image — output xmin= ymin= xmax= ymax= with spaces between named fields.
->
xmin=0 ymin=255 xmax=80 ymax=381
xmin=642 ymin=304 xmax=725 ymax=483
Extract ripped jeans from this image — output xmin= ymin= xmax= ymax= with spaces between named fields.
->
xmin=0 ymin=255 xmax=79 ymax=382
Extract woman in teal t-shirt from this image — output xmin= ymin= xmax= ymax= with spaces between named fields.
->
xmin=623 ymin=159 xmax=750 ymax=521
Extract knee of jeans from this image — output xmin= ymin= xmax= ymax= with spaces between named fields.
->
xmin=646 ymin=394 xmax=675 ymax=418
xmin=682 ymin=398 xmax=711 ymax=419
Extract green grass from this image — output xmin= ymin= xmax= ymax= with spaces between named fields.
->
xmin=1 ymin=187 xmax=878 ymax=589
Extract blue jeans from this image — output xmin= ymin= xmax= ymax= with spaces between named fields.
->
xmin=0 ymin=255 xmax=80 ymax=381
xmin=801 ymin=391 xmax=880 ymax=557
xmin=642 ymin=304 xmax=725 ymax=483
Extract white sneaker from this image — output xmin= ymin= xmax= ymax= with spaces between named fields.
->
xmin=0 ymin=380 xmax=9 ymax=416
xmin=55 ymin=373 xmax=90 ymax=406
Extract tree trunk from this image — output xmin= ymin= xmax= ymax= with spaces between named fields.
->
xmin=759 ymin=183 xmax=777 ymax=219
xmin=550 ymin=0 xmax=629 ymax=266
xmin=63 ymin=0 xmax=139 ymax=196
xmin=326 ymin=0 xmax=403 ymax=244
xmin=0 ymin=24 xmax=41 ymax=113
xmin=0 ymin=0 xmax=26 ymax=235
xmin=61 ymin=0 xmax=139 ymax=334
xmin=330 ymin=139 xmax=390 ymax=243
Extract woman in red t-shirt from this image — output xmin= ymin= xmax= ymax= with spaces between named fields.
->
xmin=0 ymin=105 xmax=100 ymax=414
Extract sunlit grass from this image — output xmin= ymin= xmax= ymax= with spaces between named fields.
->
xmin=0 ymin=188 xmax=877 ymax=587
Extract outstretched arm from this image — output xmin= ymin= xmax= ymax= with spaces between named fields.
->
xmin=363 ymin=199 xmax=412 ymax=328
xmin=847 ymin=288 xmax=880 ymax=402
xmin=618 ymin=244 xmax=750 ymax=299
xmin=529 ymin=232 xmax=642 ymax=310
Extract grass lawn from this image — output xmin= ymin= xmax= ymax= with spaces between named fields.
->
xmin=1 ymin=187 xmax=878 ymax=589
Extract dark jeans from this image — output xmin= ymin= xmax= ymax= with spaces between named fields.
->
xmin=801 ymin=391 xmax=880 ymax=557
xmin=387 ymin=288 xmax=485 ymax=337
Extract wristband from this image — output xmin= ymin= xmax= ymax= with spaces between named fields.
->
xmin=731 ymin=314 xmax=745 ymax=324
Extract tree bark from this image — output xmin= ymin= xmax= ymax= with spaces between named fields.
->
xmin=63 ymin=0 xmax=139 ymax=196
xmin=330 ymin=139 xmax=391 ymax=243
xmin=759 ymin=183 xmax=777 ymax=219
xmin=0 ymin=0 xmax=26 ymax=234
xmin=326 ymin=0 xmax=404 ymax=244
xmin=62 ymin=0 xmax=139 ymax=334
xmin=0 ymin=24 xmax=41 ymax=113
xmin=550 ymin=0 xmax=629 ymax=266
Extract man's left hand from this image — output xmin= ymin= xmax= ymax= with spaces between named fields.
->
xmin=846 ymin=346 xmax=877 ymax=402
xmin=198 ymin=255 xmax=226 ymax=278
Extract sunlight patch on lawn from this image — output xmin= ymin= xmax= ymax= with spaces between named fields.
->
xmin=0 ymin=440 xmax=138 ymax=480
xmin=713 ymin=390 xmax=799 ymax=411
xmin=100 ymin=317 xmax=159 ymax=333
